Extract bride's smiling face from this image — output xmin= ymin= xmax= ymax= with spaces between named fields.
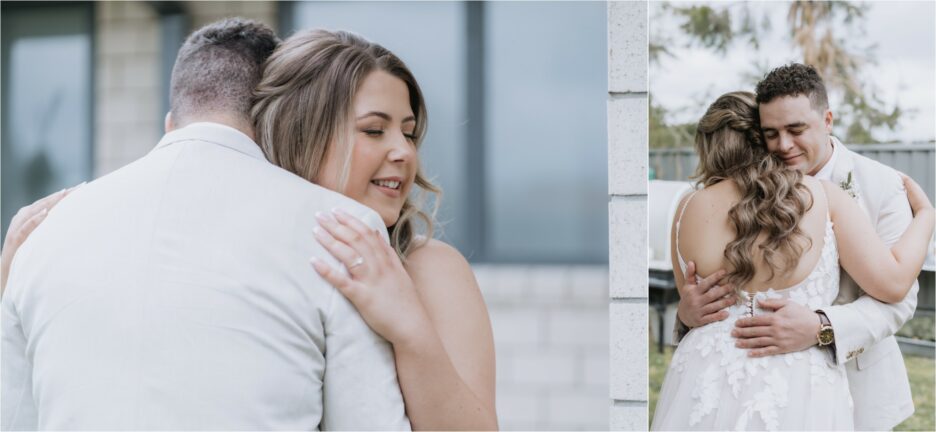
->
xmin=315 ymin=70 xmax=418 ymax=227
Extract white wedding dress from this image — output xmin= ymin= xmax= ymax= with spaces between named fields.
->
xmin=651 ymin=193 xmax=854 ymax=431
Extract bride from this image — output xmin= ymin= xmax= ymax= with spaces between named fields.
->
xmin=250 ymin=29 xmax=496 ymax=430
xmin=651 ymin=91 xmax=934 ymax=430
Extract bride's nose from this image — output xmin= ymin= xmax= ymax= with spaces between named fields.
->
xmin=387 ymin=132 xmax=415 ymax=163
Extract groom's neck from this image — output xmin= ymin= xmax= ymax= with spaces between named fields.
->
xmin=807 ymin=137 xmax=835 ymax=176
xmin=168 ymin=112 xmax=256 ymax=142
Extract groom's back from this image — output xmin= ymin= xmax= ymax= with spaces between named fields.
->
xmin=1 ymin=124 xmax=408 ymax=430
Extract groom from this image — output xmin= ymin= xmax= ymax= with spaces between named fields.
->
xmin=2 ymin=18 xmax=409 ymax=430
xmin=675 ymin=63 xmax=918 ymax=430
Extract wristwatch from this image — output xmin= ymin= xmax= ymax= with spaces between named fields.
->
xmin=815 ymin=310 xmax=834 ymax=347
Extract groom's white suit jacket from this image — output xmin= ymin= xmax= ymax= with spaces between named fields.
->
xmin=1 ymin=123 xmax=411 ymax=430
xmin=819 ymin=137 xmax=917 ymax=430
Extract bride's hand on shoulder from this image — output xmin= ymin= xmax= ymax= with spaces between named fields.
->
xmin=1 ymin=184 xmax=83 ymax=294
xmin=901 ymin=173 xmax=934 ymax=216
xmin=309 ymin=208 xmax=430 ymax=346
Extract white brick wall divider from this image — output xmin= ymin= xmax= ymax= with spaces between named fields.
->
xmin=607 ymin=0 xmax=649 ymax=430
xmin=609 ymin=197 xmax=648 ymax=299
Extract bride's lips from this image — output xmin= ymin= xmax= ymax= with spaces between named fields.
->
xmin=370 ymin=176 xmax=405 ymax=198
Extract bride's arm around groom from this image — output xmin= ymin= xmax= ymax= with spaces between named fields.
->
xmin=822 ymin=173 xmax=933 ymax=304
xmin=818 ymin=154 xmax=926 ymax=366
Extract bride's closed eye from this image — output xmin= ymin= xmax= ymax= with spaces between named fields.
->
xmin=361 ymin=128 xmax=418 ymax=142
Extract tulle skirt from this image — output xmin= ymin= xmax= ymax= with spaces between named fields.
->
xmin=651 ymin=314 xmax=854 ymax=431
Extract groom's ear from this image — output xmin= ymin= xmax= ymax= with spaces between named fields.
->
xmin=823 ymin=109 xmax=834 ymax=133
xmin=164 ymin=112 xmax=175 ymax=133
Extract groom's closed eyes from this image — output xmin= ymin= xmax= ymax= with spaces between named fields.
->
xmin=762 ymin=122 xmax=808 ymax=140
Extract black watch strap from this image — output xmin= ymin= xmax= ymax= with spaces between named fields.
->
xmin=816 ymin=310 xmax=831 ymax=326
xmin=815 ymin=310 xmax=835 ymax=349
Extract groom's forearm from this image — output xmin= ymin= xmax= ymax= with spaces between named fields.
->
xmin=672 ymin=313 xmax=690 ymax=344
xmin=822 ymin=281 xmax=918 ymax=365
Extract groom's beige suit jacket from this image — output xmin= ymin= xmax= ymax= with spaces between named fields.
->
xmin=820 ymin=137 xmax=917 ymax=430
xmin=1 ymin=123 xmax=411 ymax=430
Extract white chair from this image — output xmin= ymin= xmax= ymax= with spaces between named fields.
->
xmin=648 ymin=180 xmax=694 ymax=349
xmin=648 ymin=180 xmax=694 ymax=271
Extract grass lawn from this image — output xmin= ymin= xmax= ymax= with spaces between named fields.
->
xmin=649 ymin=340 xmax=935 ymax=430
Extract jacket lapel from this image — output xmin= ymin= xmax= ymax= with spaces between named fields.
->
xmin=829 ymin=138 xmax=870 ymax=219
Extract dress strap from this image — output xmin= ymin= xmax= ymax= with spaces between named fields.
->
xmin=674 ymin=191 xmax=698 ymax=277
xmin=813 ymin=179 xmax=833 ymax=225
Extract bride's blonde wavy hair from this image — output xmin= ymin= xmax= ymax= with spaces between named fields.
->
xmin=251 ymin=29 xmax=440 ymax=261
xmin=692 ymin=91 xmax=813 ymax=291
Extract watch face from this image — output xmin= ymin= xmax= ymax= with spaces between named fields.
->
xmin=819 ymin=327 xmax=834 ymax=345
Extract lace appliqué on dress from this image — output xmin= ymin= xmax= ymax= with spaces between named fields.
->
xmin=664 ymin=220 xmax=850 ymax=431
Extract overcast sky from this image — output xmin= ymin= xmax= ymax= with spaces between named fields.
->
xmin=651 ymin=1 xmax=936 ymax=142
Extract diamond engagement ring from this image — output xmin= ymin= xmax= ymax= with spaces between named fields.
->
xmin=348 ymin=256 xmax=365 ymax=269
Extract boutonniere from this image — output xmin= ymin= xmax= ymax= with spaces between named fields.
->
xmin=839 ymin=171 xmax=857 ymax=199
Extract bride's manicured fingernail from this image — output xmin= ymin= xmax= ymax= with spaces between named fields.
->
xmin=315 ymin=211 xmax=330 ymax=222
xmin=331 ymin=208 xmax=349 ymax=219
xmin=313 ymin=226 xmax=325 ymax=236
xmin=309 ymin=257 xmax=325 ymax=271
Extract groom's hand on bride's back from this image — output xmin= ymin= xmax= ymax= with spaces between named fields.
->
xmin=733 ymin=298 xmax=818 ymax=357
xmin=676 ymin=261 xmax=736 ymax=328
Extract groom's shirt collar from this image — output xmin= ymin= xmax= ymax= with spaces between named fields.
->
xmin=813 ymin=136 xmax=840 ymax=181
xmin=154 ymin=122 xmax=266 ymax=161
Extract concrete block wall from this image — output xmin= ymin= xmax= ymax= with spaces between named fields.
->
xmin=94 ymin=1 xmax=277 ymax=176
xmin=186 ymin=1 xmax=278 ymax=31
xmin=95 ymin=0 xmax=161 ymax=177
xmin=474 ymin=265 xmax=609 ymax=430
xmin=607 ymin=1 xmax=649 ymax=430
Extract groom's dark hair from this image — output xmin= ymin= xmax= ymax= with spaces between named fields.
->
xmin=169 ymin=18 xmax=280 ymax=126
xmin=755 ymin=63 xmax=829 ymax=112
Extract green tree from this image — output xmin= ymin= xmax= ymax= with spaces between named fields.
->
xmin=649 ymin=95 xmax=696 ymax=149
xmin=650 ymin=1 xmax=905 ymax=148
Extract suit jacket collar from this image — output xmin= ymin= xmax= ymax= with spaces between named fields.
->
xmin=153 ymin=122 xmax=266 ymax=161
xmin=827 ymin=136 xmax=870 ymax=218
xmin=829 ymin=136 xmax=856 ymax=185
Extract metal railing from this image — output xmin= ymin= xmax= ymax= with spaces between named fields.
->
xmin=649 ymin=142 xmax=936 ymax=201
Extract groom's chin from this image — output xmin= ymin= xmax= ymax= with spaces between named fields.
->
xmin=781 ymin=159 xmax=807 ymax=173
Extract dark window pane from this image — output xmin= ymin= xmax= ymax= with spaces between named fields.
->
xmin=1 ymin=3 xmax=93 ymax=239
xmin=484 ymin=2 xmax=608 ymax=262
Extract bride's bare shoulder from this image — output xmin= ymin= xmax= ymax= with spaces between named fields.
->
xmin=701 ymin=178 xmax=740 ymax=196
xmin=680 ymin=180 xmax=737 ymax=218
xmin=405 ymin=238 xmax=476 ymax=289
xmin=408 ymin=238 xmax=465 ymax=264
